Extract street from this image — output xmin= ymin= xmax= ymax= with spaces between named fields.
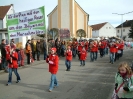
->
xmin=0 ymin=49 xmax=133 ymax=99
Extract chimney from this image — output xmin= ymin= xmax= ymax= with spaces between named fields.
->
xmin=11 ymin=4 xmax=14 ymax=6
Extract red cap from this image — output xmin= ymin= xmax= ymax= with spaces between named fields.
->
xmin=51 ymin=47 xmax=57 ymax=52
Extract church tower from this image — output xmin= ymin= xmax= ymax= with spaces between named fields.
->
xmin=58 ymin=0 xmax=74 ymax=37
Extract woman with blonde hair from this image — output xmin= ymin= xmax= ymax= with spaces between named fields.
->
xmin=114 ymin=62 xmax=133 ymax=99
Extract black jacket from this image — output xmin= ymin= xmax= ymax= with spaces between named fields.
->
xmin=1 ymin=43 xmax=6 ymax=57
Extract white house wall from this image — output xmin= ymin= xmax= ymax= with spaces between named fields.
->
xmin=77 ymin=7 xmax=84 ymax=30
xmin=99 ymin=23 xmax=116 ymax=37
xmin=92 ymin=30 xmax=99 ymax=37
xmin=0 ymin=20 xmax=3 ymax=29
xmin=61 ymin=0 xmax=70 ymax=29
xmin=51 ymin=9 xmax=58 ymax=28
xmin=3 ymin=6 xmax=14 ymax=28
xmin=116 ymin=27 xmax=132 ymax=41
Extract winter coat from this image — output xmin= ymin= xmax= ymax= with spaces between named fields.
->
xmin=80 ymin=50 xmax=87 ymax=60
xmin=1 ymin=43 xmax=6 ymax=57
xmin=36 ymin=42 xmax=41 ymax=52
xmin=115 ymin=73 xmax=133 ymax=98
xmin=25 ymin=43 xmax=31 ymax=54
xmin=46 ymin=54 xmax=59 ymax=74
xmin=8 ymin=51 xmax=18 ymax=68
xmin=77 ymin=45 xmax=82 ymax=52
xmin=65 ymin=50 xmax=72 ymax=61
xmin=20 ymin=49 xmax=25 ymax=60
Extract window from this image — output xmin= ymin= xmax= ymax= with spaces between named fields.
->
xmin=117 ymin=30 xmax=119 ymax=33
xmin=109 ymin=27 xmax=111 ymax=29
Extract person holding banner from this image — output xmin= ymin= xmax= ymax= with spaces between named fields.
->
xmin=6 ymin=47 xmax=21 ymax=86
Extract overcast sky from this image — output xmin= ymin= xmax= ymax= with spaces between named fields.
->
xmin=1 ymin=0 xmax=133 ymax=27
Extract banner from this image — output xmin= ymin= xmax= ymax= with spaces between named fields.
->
xmin=7 ymin=6 xmax=46 ymax=39
xmin=59 ymin=28 xmax=70 ymax=40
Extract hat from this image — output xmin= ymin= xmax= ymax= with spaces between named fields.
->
xmin=51 ymin=47 xmax=57 ymax=52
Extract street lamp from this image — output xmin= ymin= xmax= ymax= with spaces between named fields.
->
xmin=112 ymin=11 xmax=133 ymax=39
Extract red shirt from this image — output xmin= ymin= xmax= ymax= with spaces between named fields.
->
xmin=46 ymin=54 xmax=59 ymax=74
xmin=8 ymin=51 xmax=18 ymax=68
xmin=80 ymin=50 xmax=87 ymax=60
xmin=65 ymin=50 xmax=72 ymax=61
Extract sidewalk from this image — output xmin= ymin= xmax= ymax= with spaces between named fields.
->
xmin=0 ymin=54 xmax=45 ymax=74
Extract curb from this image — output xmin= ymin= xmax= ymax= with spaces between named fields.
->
xmin=0 ymin=60 xmax=45 ymax=74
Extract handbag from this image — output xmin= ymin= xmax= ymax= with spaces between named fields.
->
xmin=111 ymin=82 xmax=124 ymax=99
xmin=111 ymin=90 xmax=119 ymax=99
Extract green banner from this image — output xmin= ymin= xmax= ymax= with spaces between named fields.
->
xmin=7 ymin=6 xmax=46 ymax=39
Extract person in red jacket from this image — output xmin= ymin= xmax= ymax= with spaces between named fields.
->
xmin=79 ymin=47 xmax=87 ymax=66
xmin=65 ymin=46 xmax=72 ymax=71
xmin=6 ymin=48 xmax=21 ymax=86
xmin=46 ymin=47 xmax=59 ymax=92
xmin=119 ymin=40 xmax=124 ymax=57
xmin=109 ymin=41 xmax=117 ymax=64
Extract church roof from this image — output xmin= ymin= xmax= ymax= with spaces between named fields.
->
xmin=91 ymin=22 xmax=107 ymax=31
xmin=0 ymin=4 xmax=12 ymax=20
xmin=47 ymin=0 xmax=89 ymax=16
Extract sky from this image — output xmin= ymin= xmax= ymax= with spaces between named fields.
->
xmin=0 ymin=0 xmax=133 ymax=27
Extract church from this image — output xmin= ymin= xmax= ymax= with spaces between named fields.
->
xmin=47 ymin=0 xmax=92 ymax=39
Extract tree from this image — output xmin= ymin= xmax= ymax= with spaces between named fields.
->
xmin=49 ymin=28 xmax=59 ymax=40
xmin=76 ymin=29 xmax=86 ymax=39
xmin=128 ymin=22 xmax=133 ymax=39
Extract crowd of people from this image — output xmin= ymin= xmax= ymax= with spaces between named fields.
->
xmin=0 ymin=37 xmax=133 ymax=99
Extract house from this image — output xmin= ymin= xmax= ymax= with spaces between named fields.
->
xmin=116 ymin=20 xmax=133 ymax=41
xmin=91 ymin=22 xmax=116 ymax=38
xmin=0 ymin=4 xmax=32 ymax=48
xmin=0 ymin=4 xmax=15 ymax=43
xmin=47 ymin=0 xmax=92 ymax=39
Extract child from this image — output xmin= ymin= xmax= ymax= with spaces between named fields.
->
xmin=6 ymin=48 xmax=21 ymax=86
xmin=79 ymin=47 xmax=87 ymax=66
xmin=65 ymin=46 xmax=72 ymax=71
xmin=20 ymin=46 xmax=25 ymax=66
xmin=114 ymin=62 xmax=133 ymax=99
xmin=46 ymin=48 xmax=59 ymax=92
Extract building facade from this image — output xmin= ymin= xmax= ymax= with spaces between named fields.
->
xmin=47 ymin=0 xmax=92 ymax=39
xmin=91 ymin=22 xmax=116 ymax=38
xmin=116 ymin=20 xmax=133 ymax=41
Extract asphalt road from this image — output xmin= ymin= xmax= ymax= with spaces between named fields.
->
xmin=0 ymin=49 xmax=133 ymax=99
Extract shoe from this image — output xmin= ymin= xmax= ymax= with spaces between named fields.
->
xmin=49 ymin=89 xmax=52 ymax=92
xmin=16 ymin=80 xmax=20 ymax=83
xmin=6 ymin=83 xmax=11 ymax=86
xmin=80 ymin=65 xmax=82 ymax=66
xmin=83 ymin=64 xmax=85 ymax=66
xmin=68 ymin=69 xmax=70 ymax=71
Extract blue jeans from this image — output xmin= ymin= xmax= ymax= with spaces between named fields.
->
xmin=90 ymin=52 xmax=95 ymax=61
xmin=1 ymin=57 xmax=8 ymax=71
xmin=44 ymin=50 xmax=47 ymax=60
xmin=80 ymin=60 xmax=85 ymax=65
xmin=65 ymin=60 xmax=71 ymax=69
xmin=49 ymin=74 xmax=58 ymax=90
xmin=110 ymin=52 xmax=115 ymax=63
xmin=8 ymin=68 xmax=21 ymax=84
xmin=94 ymin=52 xmax=98 ymax=60
xmin=72 ymin=48 xmax=76 ymax=57
xmin=37 ymin=51 xmax=40 ymax=60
